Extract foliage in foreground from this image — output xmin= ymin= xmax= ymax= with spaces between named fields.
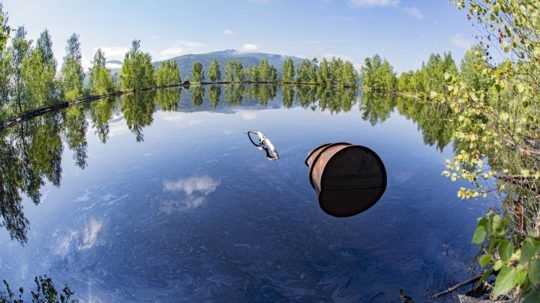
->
xmin=360 ymin=1 xmax=540 ymax=300
xmin=0 ymin=276 xmax=77 ymax=303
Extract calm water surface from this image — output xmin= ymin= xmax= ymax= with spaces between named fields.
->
xmin=0 ymin=86 xmax=495 ymax=302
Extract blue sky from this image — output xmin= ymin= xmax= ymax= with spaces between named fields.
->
xmin=3 ymin=0 xmax=477 ymax=72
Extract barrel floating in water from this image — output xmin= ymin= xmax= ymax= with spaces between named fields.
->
xmin=305 ymin=143 xmax=387 ymax=217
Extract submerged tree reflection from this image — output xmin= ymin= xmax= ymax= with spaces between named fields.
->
xmin=0 ymin=84 xmax=455 ymax=244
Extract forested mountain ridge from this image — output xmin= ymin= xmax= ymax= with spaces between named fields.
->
xmin=109 ymin=49 xmax=303 ymax=77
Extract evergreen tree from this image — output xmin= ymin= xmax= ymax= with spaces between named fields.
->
xmin=191 ymin=62 xmax=204 ymax=83
xmin=89 ymin=49 xmax=114 ymax=95
xmin=208 ymin=60 xmax=221 ymax=82
xmin=155 ymin=60 xmax=181 ymax=87
xmin=120 ymin=40 xmax=155 ymax=91
xmin=61 ymin=33 xmax=84 ymax=100
xmin=282 ymin=58 xmax=295 ymax=83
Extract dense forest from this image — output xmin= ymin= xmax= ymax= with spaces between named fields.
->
xmin=361 ymin=1 xmax=540 ymax=301
xmin=0 ymin=4 xmax=358 ymax=124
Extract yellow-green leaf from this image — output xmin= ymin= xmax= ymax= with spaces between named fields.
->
xmin=493 ymin=266 xmax=518 ymax=297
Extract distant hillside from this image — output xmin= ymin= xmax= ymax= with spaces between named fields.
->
xmin=110 ymin=49 xmax=304 ymax=79
xmin=157 ymin=50 xmax=303 ymax=79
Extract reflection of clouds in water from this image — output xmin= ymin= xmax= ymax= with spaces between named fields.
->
xmin=108 ymin=115 xmax=130 ymax=138
xmin=75 ymin=189 xmax=91 ymax=202
xmin=80 ymin=218 xmax=103 ymax=250
xmin=157 ymin=112 xmax=203 ymax=128
xmin=239 ymin=111 xmax=257 ymax=120
xmin=161 ymin=176 xmax=220 ymax=213
xmin=54 ymin=217 xmax=104 ymax=257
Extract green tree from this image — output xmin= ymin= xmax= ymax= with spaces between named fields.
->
xmin=208 ymin=60 xmax=221 ymax=82
xmin=460 ymin=45 xmax=491 ymax=91
xmin=155 ymin=60 xmax=181 ymax=87
xmin=224 ymin=61 xmax=244 ymax=82
xmin=0 ymin=4 xmax=11 ymax=109
xmin=0 ymin=4 xmax=8 ymax=50
xmin=61 ymin=33 xmax=84 ymax=100
xmin=21 ymin=45 xmax=56 ymax=108
xmin=120 ymin=40 xmax=155 ymax=91
xmin=36 ymin=30 xmax=55 ymax=70
xmin=10 ymin=27 xmax=31 ymax=112
xmin=89 ymin=49 xmax=114 ymax=95
xmin=296 ymin=59 xmax=318 ymax=83
xmin=191 ymin=62 xmax=204 ymax=83
xmin=361 ymin=55 xmax=396 ymax=94
xmin=257 ymin=59 xmax=277 ymax=82
xmin=282 ymin=58 xmax=295 ymax=83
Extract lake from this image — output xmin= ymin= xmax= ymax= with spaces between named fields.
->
xmin=0 ymin=85 xmax=495 ymax=302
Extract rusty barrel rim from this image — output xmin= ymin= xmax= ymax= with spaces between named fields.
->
xmin=304 ymin=143 xmax=331 ymax=167
xmin=306 ymin=142 xmax=352 ymax=190
xmin=318 ymin=144 xmax=387 ymax=217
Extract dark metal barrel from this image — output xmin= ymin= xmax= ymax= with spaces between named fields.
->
xmin=305 ymin=143 xmax=387 ymax=217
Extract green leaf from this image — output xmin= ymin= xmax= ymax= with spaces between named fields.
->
xmin=515 ymin=267 xmax=528 ymax=285
xmin=493 ymin=266 xmax=518 ymax=297
xmin=521 ymin=237 xmax=540 ymax=263
xmin=479 ymin=254 xmax=492 ymax=267
xmin=491 ymin=214 xmax=505 ymax=236
xmin=523 ymin=289 xmax=540 ymax=303
xmin=472 ymin=222 xmax=487 ymax=245
xmin=494 ymin=260 xmax=504 ymax=271
xmin=529 ymin=259 xmax=540 ymax=285
xmin=499 ymin=240 xmax=514 ymax=262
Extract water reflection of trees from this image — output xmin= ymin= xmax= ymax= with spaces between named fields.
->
xmin=0 ymin=84 xmax=457 ymax=244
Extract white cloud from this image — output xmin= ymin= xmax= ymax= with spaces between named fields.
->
xmin=161 ymin=176 xmax=220 ymax=212
xmin=451 ymin=33 xmax=473 ymax=49
xmin=403 ymin=6 xmax=424 ymax=19
xmin=350 ymin=0 xmax=399 ymax=7
xmin=241 ymin=43 xmax=258 ymax=52
xmin=224 ymin=29 xmax=234 ymax=35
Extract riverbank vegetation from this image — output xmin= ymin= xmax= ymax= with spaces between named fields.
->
xmin=0 ymin=4 xmax=358 ymax=124
xmin=360 ymin=1 xmax=540 ymax=301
